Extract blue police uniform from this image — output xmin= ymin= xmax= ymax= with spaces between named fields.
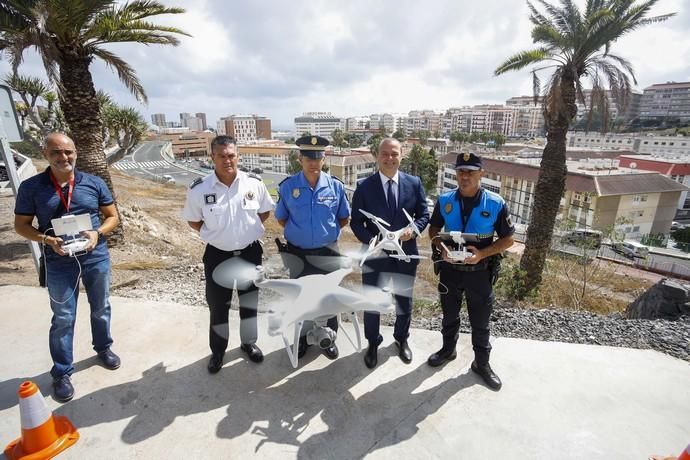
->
xmin=430 ymin=186 xmax=514 ymax=367
xmin=274 ymin=135 xmax=351 ymax=356
xmin=275 ymin=171 xmax=350 ymax=250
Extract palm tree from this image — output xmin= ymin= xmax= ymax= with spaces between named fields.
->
xmin=0 ymin=0 xmax=188 ymax=195
xmin=103 ymin=104 xmax=147 ymax=155
xmin=3 ymin=73 xmax=49 ymax=137
xmin=495 ymin=0 xmax=673 ymax=298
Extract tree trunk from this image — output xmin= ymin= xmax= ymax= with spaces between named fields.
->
xmin=516 ymin=75 xmax=577 ymax=298
xmin=59 ymin=55 xmax=124 ymax=245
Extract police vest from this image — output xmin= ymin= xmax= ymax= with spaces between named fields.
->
xmin=438 ymin=188 xmax=502 ymax=240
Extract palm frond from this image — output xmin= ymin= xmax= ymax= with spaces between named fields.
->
xmin=90 ymin=45 xmax=147 ymax=103
xmin=495 ymin=48 xmax=554 ymax=75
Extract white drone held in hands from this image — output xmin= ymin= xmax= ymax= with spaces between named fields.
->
xmin=211 ymin=259 xmax=397 ymax=368
xmin=358 ymin=208 xmax=426 ymax=266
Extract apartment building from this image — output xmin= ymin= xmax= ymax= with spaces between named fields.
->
xmin=238 ymin=144 xmax=293 ymax=173
xmin=294 ymin=112 xmax=344 ymax=139
xmin=159 ymin=131 xmax=214 ymax=158
xmin=218 ymin=115 xmax=272 ymax=143
xmin=406 ymin=110 xmax=441 ymax=136
xmin=567 ymin=132 xmax=690 ymax=156
xmin=151 ymin=113 xmax=166 ymax=128
xmin=438 ymin=153 xmax=687 ymax=238
xmin=325 ymin=147 xmax=377 ymax=188
xmin=195 ymin=113 xmax=207 ymax=131
xmin=640 ymin=81 xmax=690 ymax=122
xmin=618 ymin=154 xmax=690 ymax=219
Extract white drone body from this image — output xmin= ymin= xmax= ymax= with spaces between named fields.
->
xmin=358 ymin=208 xmax=425 ymax=266
xmin=255 ymin=267 xmax=395 ymax=368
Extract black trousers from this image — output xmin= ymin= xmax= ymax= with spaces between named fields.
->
xmin=285 ymin=242 xmax=340 ymax=334
xmin=438 ymin=264 xmax=493 ymax=365
xmin=362 ymin=256 xmax=417 ymax=344
xmin=203 ymin=242 xmax=262 ymax=355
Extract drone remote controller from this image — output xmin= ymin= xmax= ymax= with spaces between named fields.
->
xmin=62 ymin=238 xmax=90 ymax=257
xmin=440 ymin=242 xmax=468 ymax=263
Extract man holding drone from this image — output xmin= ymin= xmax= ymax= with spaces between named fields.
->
xmin=428 ymin=151 xmax=514 ymax=391
xmin=350 ymin=138 xmax=429 ymax=369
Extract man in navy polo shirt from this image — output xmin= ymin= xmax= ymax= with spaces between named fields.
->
xmin=14 ymin=132 xmax=121 ymax=402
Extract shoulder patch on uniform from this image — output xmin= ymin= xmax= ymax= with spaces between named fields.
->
xmin=247 ymin=172 xmax=263 ymax=181
xmin=190 ymin=177 xmax=203 ymax=189
xmin=278 ymin=177 xmax=289 ymax=187
xmin=331 ymin=175 xmax=343 ymax=184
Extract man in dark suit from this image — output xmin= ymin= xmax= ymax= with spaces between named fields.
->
xmin=350 ymin=138 xmax=430 ymax=368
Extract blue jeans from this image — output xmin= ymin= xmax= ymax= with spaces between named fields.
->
xmin=46 ymin=257 xmax=113 ymax=378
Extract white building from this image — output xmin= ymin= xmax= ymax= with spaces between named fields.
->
xmin=294 ymin=112 xmax=344 ymax=139
xmin=567 ymin=132 xmax=690 ymax=156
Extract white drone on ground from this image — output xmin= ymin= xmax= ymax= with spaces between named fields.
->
xmin=358 ymin=208 xmax=426 ymax=266
xmin=211 ymin=260 xmax=396 ymax=368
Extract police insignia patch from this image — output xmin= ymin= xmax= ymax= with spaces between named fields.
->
xmin=292 ymin=188 xmax=300 ymax=198
xmin=204 ymin=193 xmax=217 ymax=205
xmin=245 ymin=191 xmax=255 ymax=200
xmin=311 ymin=137 xmax=318 ymax=145
xmin=463 ymin=152 xmax=470 ymax=161
xmin=444 ymin=202 xmax=453 ymax=214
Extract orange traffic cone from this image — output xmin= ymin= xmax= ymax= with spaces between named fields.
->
xmin=4 ymin=381 xmax=79 ymax=460
xmin=678 ymin=444 xmax=690 ymax=460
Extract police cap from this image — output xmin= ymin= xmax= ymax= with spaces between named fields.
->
xmin=296 ymin=135 xmax=329 ymax=159
xmin=454 ymin=151 xmax=482 ymax=171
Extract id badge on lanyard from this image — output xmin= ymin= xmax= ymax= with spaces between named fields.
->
xmin=49 ymin=171 xmax=75 ymax=212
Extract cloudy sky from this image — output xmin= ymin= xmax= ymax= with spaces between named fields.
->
xmin=2 ymin=0 xmax=689 ymax=130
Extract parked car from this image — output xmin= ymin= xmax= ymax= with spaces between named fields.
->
xmin=251 ymin=167 xmax=264 ymax=174
xmin=612 ymin=240 xmax=649 ymax=259
xmin=561 ymin=229 xmax=602 ymax=249
xmin=671 ymin=221 xmax=685 ymax=231
xmin=239 ymin=166 xmax=250 ymax=172
xmin=162 ymin=174 xmax=175 ymax=184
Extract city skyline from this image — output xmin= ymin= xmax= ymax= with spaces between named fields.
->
xmin=1 ymin=0 xmax=688 ymax=130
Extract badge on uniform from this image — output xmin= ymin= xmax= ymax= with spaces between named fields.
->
xmin=463 ymin=152 xmax=470 ymax=161
xmin=242 ymin=190 xmax=260 ymax=210
xmin=292 ymin=188 xmax=300 ymax=198
xmin=204 ymin=193 xmax=217 ymax=205
xmin=481 ymin=211 xmax=490 ymax=217
xmin=444 ymin=202 xmax=453 ymax=214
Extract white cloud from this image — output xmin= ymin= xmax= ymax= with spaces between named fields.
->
xmin=0 ymin=0 xmax=687 ymax=130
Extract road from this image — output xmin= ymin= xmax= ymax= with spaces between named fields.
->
xmin=111 ymin=141 xmax=288 ymax=191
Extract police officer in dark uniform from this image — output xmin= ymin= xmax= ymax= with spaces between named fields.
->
xmin=428 ymin=152 xmax=514 ymax=391
xmin=274 ymin=135 xmax=351 ymax=360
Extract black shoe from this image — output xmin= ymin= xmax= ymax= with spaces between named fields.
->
xmin=427 ymin=347 xmax=457 ymax=367
xmin=364 ymin=342 xmax=379 ymax=369
xmin=471 ymin=361 xmax=502 ymax=391
xmin=241 ymin=343 xmax=264 ymax=363
xmin=97 ymin=349 xmax=121 ymax=370
xmin=207 ymin=353 xmax=224 ymax=374
xmin=53 ymin=375 xmax=74 ymax=403
xmin=298 ymin=337 xmax=309 ymax=359
xmin=323 ymin=343 xmax=339 ymax=360
xmin=396 ymin=340 xmax=413 ymax=364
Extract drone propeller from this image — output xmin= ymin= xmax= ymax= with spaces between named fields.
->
xmin=212 ymin=257 xmax=264 ymax=290
xmin=389 ymin=254 xmax=426 ymax=261
xmin=374 ymin=271 xmax=416 ymax=298
xmin=402 ymin=208 xmax=422 ymax=238
xmin=359 ymin=209 xmax=391 ymax=228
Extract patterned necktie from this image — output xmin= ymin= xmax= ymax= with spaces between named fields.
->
xmin=387 ymin=179 xmax=396 ymax=215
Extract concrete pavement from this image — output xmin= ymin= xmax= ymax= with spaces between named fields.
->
xmin=0 ymin=285 xmax=688 ymax=459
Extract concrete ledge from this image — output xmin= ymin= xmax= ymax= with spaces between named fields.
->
xmin=0 ymin=285 xmax=688 ymax=459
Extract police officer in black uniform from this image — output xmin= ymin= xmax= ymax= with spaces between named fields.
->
xmin=428 ymin=152 xmax=514 ymax=390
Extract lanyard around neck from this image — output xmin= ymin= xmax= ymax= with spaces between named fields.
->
xmin=49 ymin=171 xmax=75 ymax=213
